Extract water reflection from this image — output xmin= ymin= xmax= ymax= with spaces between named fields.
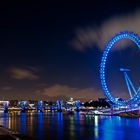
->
xmin=138 ymin=118 xmax=140 ymax=127
xmin=57 ymin=112 xmax=64 ymax=140
xmin=20 ymin=112 xmax=27 ymax=134
xmin=94 ymin=115 xmax=98 ymax=127
xmin=0 ymin=112 xmax=139 ymax=140
xmin=94 ymin=116 xmax=99 ymax=139
xmin=3 ymin=113 xmax=9 ymax=128
xmin=27 ymin=112 xmax=34 ymax=136
xmin=101 ymin=116 xmax=137 ymax=140
xmin=69 ymin=114 xmax=75 ymax=139
xmin=37 ymin=112 xmax=43 ymax=139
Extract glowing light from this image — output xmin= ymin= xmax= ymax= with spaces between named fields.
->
xmin=100 ymin=31 xmax=140 ymax=106
xmin=94 ymin=116 xmax=98 ymax=127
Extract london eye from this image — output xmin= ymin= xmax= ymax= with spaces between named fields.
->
xmin=100 ymin=31 xmax=140 ymax=106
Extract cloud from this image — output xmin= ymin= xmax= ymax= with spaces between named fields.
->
xmin=1 ymin=86 xmax=13 ymax=91
xmin=9 ymin=67 xmax=39 ymax=80
xmin=72 ymin=10 xmax=140 ymax=51
xmin=35 ymin=84 xmax=104 ymax=101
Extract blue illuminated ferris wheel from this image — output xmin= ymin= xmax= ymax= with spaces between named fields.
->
xmin=100 ymin=31 xmax=140 ymax=106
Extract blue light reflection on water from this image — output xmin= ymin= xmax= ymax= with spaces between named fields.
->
xmin=0 ymin=113 xmax=9 ymax=129
xmin=37 ymin=112 xmax=44 ymax=140
xmin=0 ymin=112 xmax=140 ymax=140
xmin=99 ymin=116 xmax=140 ymax=140
xmin=57 ymin=112 xmax=64 ymax=140
xmin=100 ymin=116 xmax=124 ymax=140
xmin=20 ymin=112 xmax=27 ymax=134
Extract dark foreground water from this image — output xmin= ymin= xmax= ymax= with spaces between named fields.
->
xmin=0 ymin=112 xmax=140 ymax=140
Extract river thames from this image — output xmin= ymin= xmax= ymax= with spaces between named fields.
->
xmin=0 ymin=112 xmax=140 ymax=140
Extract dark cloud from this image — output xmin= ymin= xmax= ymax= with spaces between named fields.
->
xmin=8 ymin=67 xmax=39 ymax=80
xmin=1 ymin=86 xmax=13 ymax=91
xmin=72 ymin=10 xmax=140 ymax=51
xmin=35 ymin=84 xmax=104 ymax=101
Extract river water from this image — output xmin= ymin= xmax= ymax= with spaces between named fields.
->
xmin=0 ymin=112 xmax=140 ymax=140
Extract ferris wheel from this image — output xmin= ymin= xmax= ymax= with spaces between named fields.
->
xmin=100 ymin=31 xmax=140 ymax=106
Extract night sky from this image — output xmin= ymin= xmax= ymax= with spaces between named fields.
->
xmin=0 ymin=0 xmax=140 ymax=101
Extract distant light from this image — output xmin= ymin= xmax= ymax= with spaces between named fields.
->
xmin=120 ymin=68 xmax=130 ymax=72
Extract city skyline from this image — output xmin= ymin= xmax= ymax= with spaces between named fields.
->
xmin=0 ymin=1 xmax=139 ymax=101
